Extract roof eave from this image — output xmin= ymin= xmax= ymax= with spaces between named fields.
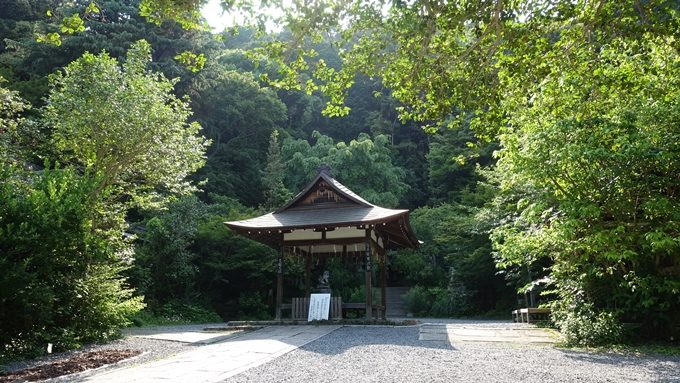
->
xmin=223 ymin=210 xmax=409 ymax=232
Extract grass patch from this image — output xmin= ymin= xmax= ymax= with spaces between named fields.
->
xmin=600 ymin=343 xmax=680 ymax=356
xmin=557 ymin=342 xmax=680 ymax=356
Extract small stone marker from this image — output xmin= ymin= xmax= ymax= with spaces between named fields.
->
xmin=308 ymin=293 xmax=331 ymax=321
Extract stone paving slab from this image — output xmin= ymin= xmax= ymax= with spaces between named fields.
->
xmin=83 ymin=325 xmax=340 ymax=383
xmin=419 ymin=324 xmax=559 ymax=344
xmin=135 ymin=330 xmax=243 ymax=344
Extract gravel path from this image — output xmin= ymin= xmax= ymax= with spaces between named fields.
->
xmin=224 ymin=326 xmax=680 ymax=383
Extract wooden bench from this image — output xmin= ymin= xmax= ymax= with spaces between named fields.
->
xmin=342 ymin=303 xmax=385 ymax=319
xmin=512 ymin=307 xmax=551 ymax=323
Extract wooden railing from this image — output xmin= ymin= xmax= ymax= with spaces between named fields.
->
xmin=281 ymin=297 xmax=385 ymax=320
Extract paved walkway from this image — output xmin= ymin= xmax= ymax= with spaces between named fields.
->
xmin=124 ymin=323 xmax=245 ymax=345
xmin=419 ymin=323 xmax=559 ymax=344
xmin=83 ymin=325 xmax=340 ymax=383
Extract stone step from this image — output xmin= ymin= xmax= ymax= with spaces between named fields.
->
xmin=384 ymin=287 xmax=410 ymax=317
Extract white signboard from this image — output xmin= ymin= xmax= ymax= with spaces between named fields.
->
xmin=307 ymin=293 xmax=331 ymax=321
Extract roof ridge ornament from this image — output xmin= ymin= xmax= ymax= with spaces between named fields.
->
xmin=317 ymin=164 xmax=333 ymax=177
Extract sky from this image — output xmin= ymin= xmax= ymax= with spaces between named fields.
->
xmin=201 ymin=0 xmax=284 ymax=32
xmin=201 ymin=0 xmax=235 ymax=32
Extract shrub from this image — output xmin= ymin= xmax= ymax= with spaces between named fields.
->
xmin=404 ymin=286 xmax=432 ymax=316
xmin=0 ymin=165 xmax=144 ymax=361
xmin=430 ymin=287 xmax=471 ymax=317
xmin=157 ymin=302 xmax=222 ymax=323
xmin=237 ymin=292 xmax=270 ymax=320
xmin=405 ymin=269 xmax=472 ymax=317
xmin=130 ymin=302 xmax=222 ymax=326
xmin=552 ymin=300 xmax=624 ymax=347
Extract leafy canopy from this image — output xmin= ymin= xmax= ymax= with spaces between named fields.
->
xmin=44 ymin=39 xmax=210 ymax=207
xmin=281 ymin=131 xmax=408 ymax=208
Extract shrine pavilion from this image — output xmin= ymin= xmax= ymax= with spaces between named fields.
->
xmin=224 ymin=165 xmax=419 ymax=320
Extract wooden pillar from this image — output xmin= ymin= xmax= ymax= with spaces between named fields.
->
xmin=275 ymin=246 xmax=284 ymax=320
xmin=380 ymin=248 xmax=387 ymax=320
xmin=304 ymin=251 xmax=312 ymax=297
xmin=365 ymin=229 xmax=373 ymax=320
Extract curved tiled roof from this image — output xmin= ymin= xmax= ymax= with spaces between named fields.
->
xmin=226 ymin=205 xmax=408 ymax=230
xmin=275 ymin=170 xmax=372 ymax=212
xmin=225 ymin=166 xmax=419 ymax=249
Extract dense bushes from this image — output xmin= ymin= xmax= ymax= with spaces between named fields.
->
xmin=394 ymin=202 xmax=515 ymax=318
xmin=0 ymin=165 xmax=144 ymax=360
xmin=129 ymin=195 xmax=277 ymax=320
xmin=551 ymin=300 xmax=623 ymax=347
xmin=404 ymin=271 xmax=472 ymax=318
xmin=130 ymin=302 xmax=222 ymax=326
xmin=494 ymin=101 xmax=680 ymax=345
xmin=0 ymin=40 xmax=208 ymax=361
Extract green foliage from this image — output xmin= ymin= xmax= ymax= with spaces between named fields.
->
xmin=130 ymin=194 xmax=277 ymax=319
xmin=403 ymin=286 xmax=433 ymax=316
xmin=0 ymin=77 xmax=29 ymax=135
xmin=552 ymin=300 xmax=624 ymax=347
xmin=131 ymin=196 xmax=206 ymax=306
xmin=35 ymin=32 xmax=62 ymax=46
xmin=35 ymin=4 xmax=97 ymax=47
xmin=281 ymin=131 xmax=408 ymax=207
xmin=139 ymin=0 xmax=203 ymax=29
xmin=191 ymin=66 xmax=286 ymax=205
xmin=391 ymin=250 xmax=443 ymax=287
xmin=192 ymin=196 xmax=277 ymax=318
xmin=175 ymin=50 xmax=206 ymax=72
xmin=324 ymin=258 xmax=363 ymax=302
xmin=431 ymin=268 xmax=472 ymax=317
xmin=60 ymin=13 xmax=85 ymax=34
xmin=398 ymin=201 xmax=514 ymax=316
xmin=0 ymin=78 xmax=32 ymax=164
xmin=131 ymin=302 xmax=222 ymax=326
xmin=237 ymin=292 xmax=270 ymax=320
xmin=1 ymin=0 xmax=207 ymax=107
xmin=85 ymin=2 xmax=101 ymax=15
xmin=44 ymin=39 xmax=209 ymax=207
xmin=427 ymin=127 xmax=496 ymax=205
xmin=0 ymin=164 xmax=144 ymax=361
xmin=491 ymin=30 xmax=680 ymax=341
xmin=347 ymin=285 xmax=380 ymax=306
xmin=208 ymin=0 xmax=680 ymax=343
xmin=403 ymin=273 xmax=472 ymax=318
xmin=7 ymin=0 xmax=676 ymax=350
xmin=156 ymin=302 xmax=222 ymax=323
xmin=261 ymin=130 xmax=292 ymax=210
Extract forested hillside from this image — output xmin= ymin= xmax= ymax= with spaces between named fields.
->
xmin=1 ymin=0 xmax=678 ymax=361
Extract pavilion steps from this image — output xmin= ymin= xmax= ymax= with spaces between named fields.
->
xmin=385 ymin=286 xmax=410 ymax=318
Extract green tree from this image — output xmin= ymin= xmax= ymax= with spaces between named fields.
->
xmin=0 ymin=0 xmax=209 ymax=106
xmin=281 ymin=131 xmax=408 ymax=207
xmin=190 ymin=63 xmax=286 ymax=206
xmin=44 ymin=39 xmax=209 ymax=208
xmin=427 ymin=127 xmax=496 ymax=205
xmin=262 ymin=130 xmax=292 ymax=210
xmin=0 ymin=77 xmax=32 ymax=163
xmin=0 ymin=164 xmax=144 ymax=360
xmin=131 ymin=196 xmax=207 ymax=307
xmin=192 ymin=194 xmax=277 ymax=318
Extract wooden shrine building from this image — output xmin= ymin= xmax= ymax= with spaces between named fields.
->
xmin=224 ymin=165 xmax=419 ymax=320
